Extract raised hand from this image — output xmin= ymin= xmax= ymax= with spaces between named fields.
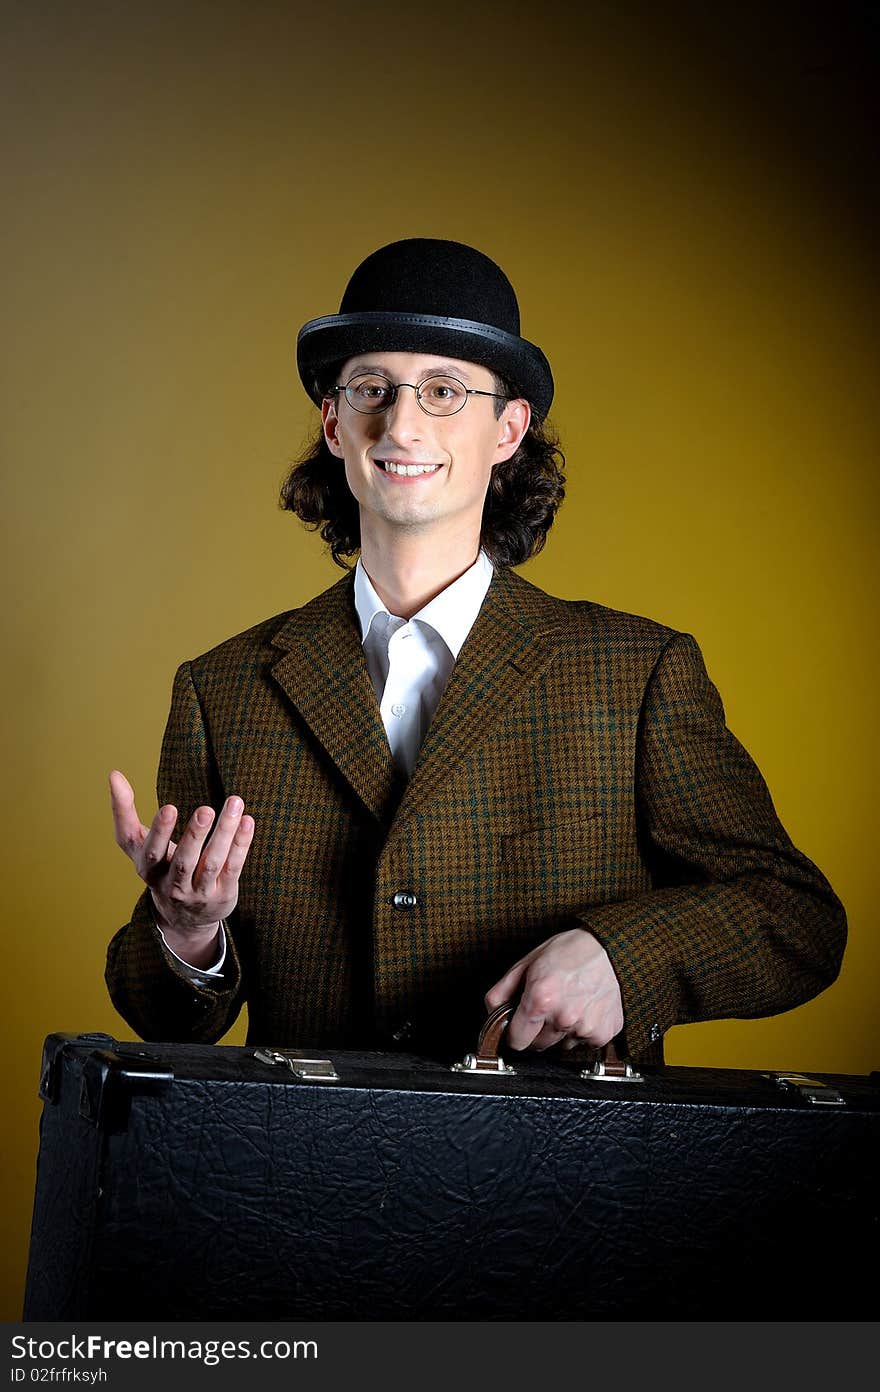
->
xmin=109 ymin=770 xmax=255 ymax=964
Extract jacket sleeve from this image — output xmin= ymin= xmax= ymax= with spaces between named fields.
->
xmin=578 ymin=632 xmax=847 ymax=1058
xmin=105 ymin=661 xmax=246 ymax=1043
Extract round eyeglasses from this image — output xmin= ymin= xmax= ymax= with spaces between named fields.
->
xmin=330 ymin=372 xmax=511 ymax=417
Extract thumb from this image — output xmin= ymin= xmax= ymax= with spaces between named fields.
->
xmin=108 ymin=769 xmax=151 ymax=846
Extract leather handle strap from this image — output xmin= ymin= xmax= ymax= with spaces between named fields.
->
xmin=596 ymin=1036 xmax=629 ymax=1076
xmin=474 ymin=1003 xmax=515 ymax=1063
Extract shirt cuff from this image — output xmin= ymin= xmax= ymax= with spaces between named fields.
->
xmin=158 ymin=923 xmax=227 ymax=980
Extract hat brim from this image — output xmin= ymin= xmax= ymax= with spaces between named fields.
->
xmin=296 ymin=311 xmax=554 ymax=419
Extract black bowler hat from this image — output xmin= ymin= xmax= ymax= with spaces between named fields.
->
xmin=296 ymin=238 xmax=554 ymax=419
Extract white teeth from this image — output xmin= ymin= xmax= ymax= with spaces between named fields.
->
xmin=381 ymin=460 xmax=440 ymax=476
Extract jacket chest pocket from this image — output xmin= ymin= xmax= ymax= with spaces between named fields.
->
xmin=495 ymin=815 xmax=609 ymax=919
xmin=499 ymin=813 xmax=606 ymax=886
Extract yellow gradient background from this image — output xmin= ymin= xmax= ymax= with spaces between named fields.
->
xmin=2 ymin=1 xmax=878 ymax=1318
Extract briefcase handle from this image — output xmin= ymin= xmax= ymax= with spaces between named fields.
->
xmin=450 ymin=1003 xmax=517 ymax=1074
xmin=451 ymin=1004 xmax=643 ymax=1081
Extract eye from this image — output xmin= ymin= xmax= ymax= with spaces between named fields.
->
xmin=423 ymin=376 xmax=466 ymax=403
xmin=351 ymin=376 xmax=393 ymax=401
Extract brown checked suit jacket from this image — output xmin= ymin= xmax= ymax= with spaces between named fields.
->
xmin=106 ymin=565 xmax=846 ymax=1063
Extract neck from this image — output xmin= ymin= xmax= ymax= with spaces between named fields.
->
xmin=359 ymin=520 xmax=482 ymax=619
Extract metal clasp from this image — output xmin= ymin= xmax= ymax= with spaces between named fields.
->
xmin=763 ymin=1072 xmax=846 ymax=1107
xmin=254 ymin=1048 xmax=340 ymax=1082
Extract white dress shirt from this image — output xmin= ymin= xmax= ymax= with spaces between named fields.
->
xmin=354 ymin=550 xmax=494 ymax=777
xmin=162 ymin=550 xmax=495 ymax=978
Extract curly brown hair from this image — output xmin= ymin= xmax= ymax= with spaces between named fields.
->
xmin=280 ymin=367 xmax=566 ymax=568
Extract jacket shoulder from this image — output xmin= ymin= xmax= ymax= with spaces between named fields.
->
xmin=500 ymin=567 xmax=683 ymax=653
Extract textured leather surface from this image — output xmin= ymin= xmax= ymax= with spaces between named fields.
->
xmin=24 ymin=1036 xmax=880 ymax=1320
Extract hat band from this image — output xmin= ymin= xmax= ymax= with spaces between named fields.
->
xmin=296 ymin=310 xmax=530 ymax=355
xmin=296 ymin=306 xmax=554 ymax=417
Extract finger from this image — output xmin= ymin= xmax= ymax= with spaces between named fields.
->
xmin=559 ymin=1011 xmax=619 ymax=1050
xmin=505 ymin=995 xmax=551 ymax=1051
xmin=192 ymin=795 xmax=244 ymax=893
xmin=109 ymin=770 xmax=151 ymax=856
xmin=575 ymin=1021 xmax=619 ymax=1050
xmin=484 ymin=950 xmax=537 ymax=1011
xmin=216 ymin=813 xmax=256 ymax=887
xmin=507 ymin=970 xmax=584 ymax=1050
xmin=167 ymin=805 xmax=217 ymax=891
xmin=137 ymin=803 xmax=179 ymax=882
xmin=528 ymin=1025 xmax=569 ymax=1052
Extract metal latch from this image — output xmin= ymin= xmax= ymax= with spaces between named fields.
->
xmin=253 ymin=1048 xmax=340 ymax=1082
xmin=764 ymin=1072 xmax=846 ymax=1107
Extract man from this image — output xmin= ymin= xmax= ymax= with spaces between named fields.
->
xmin=107 ymin=237 xmax=846 ymax=1064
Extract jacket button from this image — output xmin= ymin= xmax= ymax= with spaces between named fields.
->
xmin=392 ymin=891 xmax=419 ymax=909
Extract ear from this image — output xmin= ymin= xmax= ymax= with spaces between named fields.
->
xmin=321 ymin=395 xmax=345 ymax=458
xmin=494 ymin=398 xmax=531 ymax=465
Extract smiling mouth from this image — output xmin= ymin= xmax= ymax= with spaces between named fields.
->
xmin=373 ymin=458 xmax=443 ymax=477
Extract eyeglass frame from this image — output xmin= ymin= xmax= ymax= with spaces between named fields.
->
xmin=327 ymin=370 xmax=513 ymax=417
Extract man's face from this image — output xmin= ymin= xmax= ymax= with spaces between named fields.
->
xmin=321 ymin=351 xmax=530 ymax=543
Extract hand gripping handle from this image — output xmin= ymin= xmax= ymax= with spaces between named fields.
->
xmin=451 ymin=1004 xmax=644 ymax=1081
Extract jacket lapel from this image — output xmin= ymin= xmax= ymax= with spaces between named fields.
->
xmin=390 ymin=566 xmax=564 ymax=830
xmin=269 ymin=572 xmax=403 ymax=823
xmin=269 ymin=565 xmax=565 ymax=829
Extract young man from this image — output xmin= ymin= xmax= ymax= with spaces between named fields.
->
xmin=107 ymin=238 xmax=846 ymax=1064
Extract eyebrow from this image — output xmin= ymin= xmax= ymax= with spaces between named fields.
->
xmin=345 ymin=362 xmax=475 ymax=384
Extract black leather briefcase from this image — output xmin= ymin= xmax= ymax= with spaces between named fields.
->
xmin=23 ymin=1019 xmax=879 ymax=1321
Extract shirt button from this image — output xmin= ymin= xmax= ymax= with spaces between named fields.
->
xmin=392 ymin=891 xmax=419 ymax=909
xmin=391 ymin=702 xmax=407 ymax=717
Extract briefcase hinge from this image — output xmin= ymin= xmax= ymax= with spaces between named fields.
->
xmin=763 ymin=1072 xmax=846 ymax=1107
xmin=253 ymin=1048 xmax=340 ymax=1082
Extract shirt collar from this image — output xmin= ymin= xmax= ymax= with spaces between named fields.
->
xmin=353 ymin=551 xmax=494 ymax=659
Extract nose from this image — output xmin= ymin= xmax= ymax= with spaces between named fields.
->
xmin=383 ymin=383 xmax=425 ymax=441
